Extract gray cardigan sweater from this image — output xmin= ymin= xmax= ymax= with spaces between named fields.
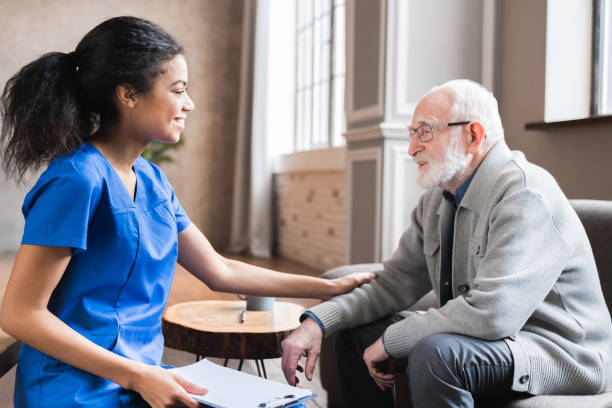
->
xmin=309 ymin=141 xmax=612 ymax=395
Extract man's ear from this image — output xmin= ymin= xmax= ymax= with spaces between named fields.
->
xmin=115 ymin=84 xmax=138 ymax=108
xmin=466 ymin=121 xmax=486 ymax=154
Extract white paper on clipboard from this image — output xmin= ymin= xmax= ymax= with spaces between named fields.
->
xmin=169 ymin=358 xmax=313 ymax=408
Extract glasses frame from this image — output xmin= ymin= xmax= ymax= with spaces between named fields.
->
xmin=408 ymin=121 xmax=470 ymax=143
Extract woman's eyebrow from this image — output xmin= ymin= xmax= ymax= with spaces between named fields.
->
xmin=171 ymin=79 xmax=187 ymax=87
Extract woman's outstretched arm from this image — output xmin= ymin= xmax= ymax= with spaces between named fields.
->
xmin=0 ymin=244 xmax=205 ymax=408
xmin=177 ymin=223 xmax=375 ymax=299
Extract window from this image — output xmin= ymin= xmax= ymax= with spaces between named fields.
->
xmin=295 ymin=0 xmax=345 ymax=151
xmin=593 ymin=0 xmax=612 ymax=115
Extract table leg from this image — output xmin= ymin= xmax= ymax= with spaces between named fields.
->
xmin=213 ymin=358 xmax=267 ymax=378
xmin=255 ymin=359 xmax=262 ymax=377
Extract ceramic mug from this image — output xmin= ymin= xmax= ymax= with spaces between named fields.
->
xmin=237 ymin=295 xmax=275 ymax=311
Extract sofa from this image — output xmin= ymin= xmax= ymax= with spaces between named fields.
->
xmin=319 ymin=199 xmax=612 ymax=407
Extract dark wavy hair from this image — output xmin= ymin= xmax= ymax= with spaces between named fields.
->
xmin=0 ymin=16 xmax=184 ymax=181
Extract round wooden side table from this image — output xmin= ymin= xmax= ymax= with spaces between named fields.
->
xmin=162 ymin=300 xmax=305 ymax=378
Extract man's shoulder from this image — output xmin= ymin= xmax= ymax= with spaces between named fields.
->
xmin=485 ymin=150 xmax=578 ymax=237
xmin=460 ymin=144 xmax=570 ymax=228
xmin=497 ymin=150 xmax=563 ymax=199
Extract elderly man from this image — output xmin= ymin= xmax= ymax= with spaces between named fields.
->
xmin=280 ymin=79 xmax=612 ymax=408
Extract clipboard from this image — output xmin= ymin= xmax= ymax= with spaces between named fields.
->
xmin=169 ymin=358 xmax=314 ymax=408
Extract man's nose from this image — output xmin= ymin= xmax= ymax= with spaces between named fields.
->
xmin=408 ymin=136 xmax=424 ymax=156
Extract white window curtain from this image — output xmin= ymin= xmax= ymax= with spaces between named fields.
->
xmin=227 ymin=0 xmax=295 ymax=257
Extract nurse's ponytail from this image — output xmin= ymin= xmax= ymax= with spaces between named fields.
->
xmin=1 ymin=51 xmax=89 ymax=182
xmin=1 ymin=16 xmax=183 ymax=182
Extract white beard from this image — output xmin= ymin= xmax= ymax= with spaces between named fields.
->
xmin=415 ymin=136 xmax=473 ymax=190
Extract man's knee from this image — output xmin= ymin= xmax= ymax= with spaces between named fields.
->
xmin=407 ymin=334 xmax=463 ymax=387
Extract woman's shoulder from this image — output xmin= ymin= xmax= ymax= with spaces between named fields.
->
xmin=39 ymin=144 xmax=104 ymax=189
xmin=23 ymin=145 xmax=106 ymax=216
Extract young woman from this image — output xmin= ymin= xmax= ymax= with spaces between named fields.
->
xmin=0 ymin=17 xmax=373 ymax=408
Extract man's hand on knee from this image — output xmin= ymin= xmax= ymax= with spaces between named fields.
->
xmin=363 ymin=337 xmax=395 ymax=391
xmin=281 ymin=317 xmax=323 ymax=386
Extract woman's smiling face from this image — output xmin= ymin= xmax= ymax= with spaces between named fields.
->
xmin=130 ymin=54 xmax=195 ymax=144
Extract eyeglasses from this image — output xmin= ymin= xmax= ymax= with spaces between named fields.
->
xmin=408 ymin=121 xmax=470 ymax=143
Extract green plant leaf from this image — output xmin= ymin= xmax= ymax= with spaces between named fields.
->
xmin=141 ymin=136 xmax=185 ymax=165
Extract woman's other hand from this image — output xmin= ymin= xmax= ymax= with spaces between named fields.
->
xmin=131 ymin=365 xmax=207 ymax=408
xmin=323 ymin=272 xmax=376 ymax=300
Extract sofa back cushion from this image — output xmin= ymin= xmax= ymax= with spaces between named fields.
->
xmin=570 ymin=199 xmax=612 ymax=314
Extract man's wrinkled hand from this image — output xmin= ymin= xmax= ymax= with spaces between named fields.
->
xmin=281 ymin=317 xmax=323 ymax=386
xmin=363 ymin=337 xmax=395 ymax=391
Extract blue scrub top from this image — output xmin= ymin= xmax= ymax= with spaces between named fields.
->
xmin=15 ymin=143 xmax=191 ymax=407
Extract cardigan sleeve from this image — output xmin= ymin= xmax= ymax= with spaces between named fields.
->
xmin=307 ymin=194 xmax=434 ymax=337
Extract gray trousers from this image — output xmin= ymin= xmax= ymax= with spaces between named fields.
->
xmin=335 ymin=314 xmax=518 ymax=408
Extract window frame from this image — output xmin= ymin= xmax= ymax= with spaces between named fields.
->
xmin=294 ymin=0 xmax=346 ymax=152
xmin=591 ymin=0 xmax=608 ymax=115
xmin=525 ymin=0 xmax=612 ymax=130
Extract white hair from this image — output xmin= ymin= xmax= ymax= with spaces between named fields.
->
xmin=424 ymin=79 xmax=504 ymax=144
